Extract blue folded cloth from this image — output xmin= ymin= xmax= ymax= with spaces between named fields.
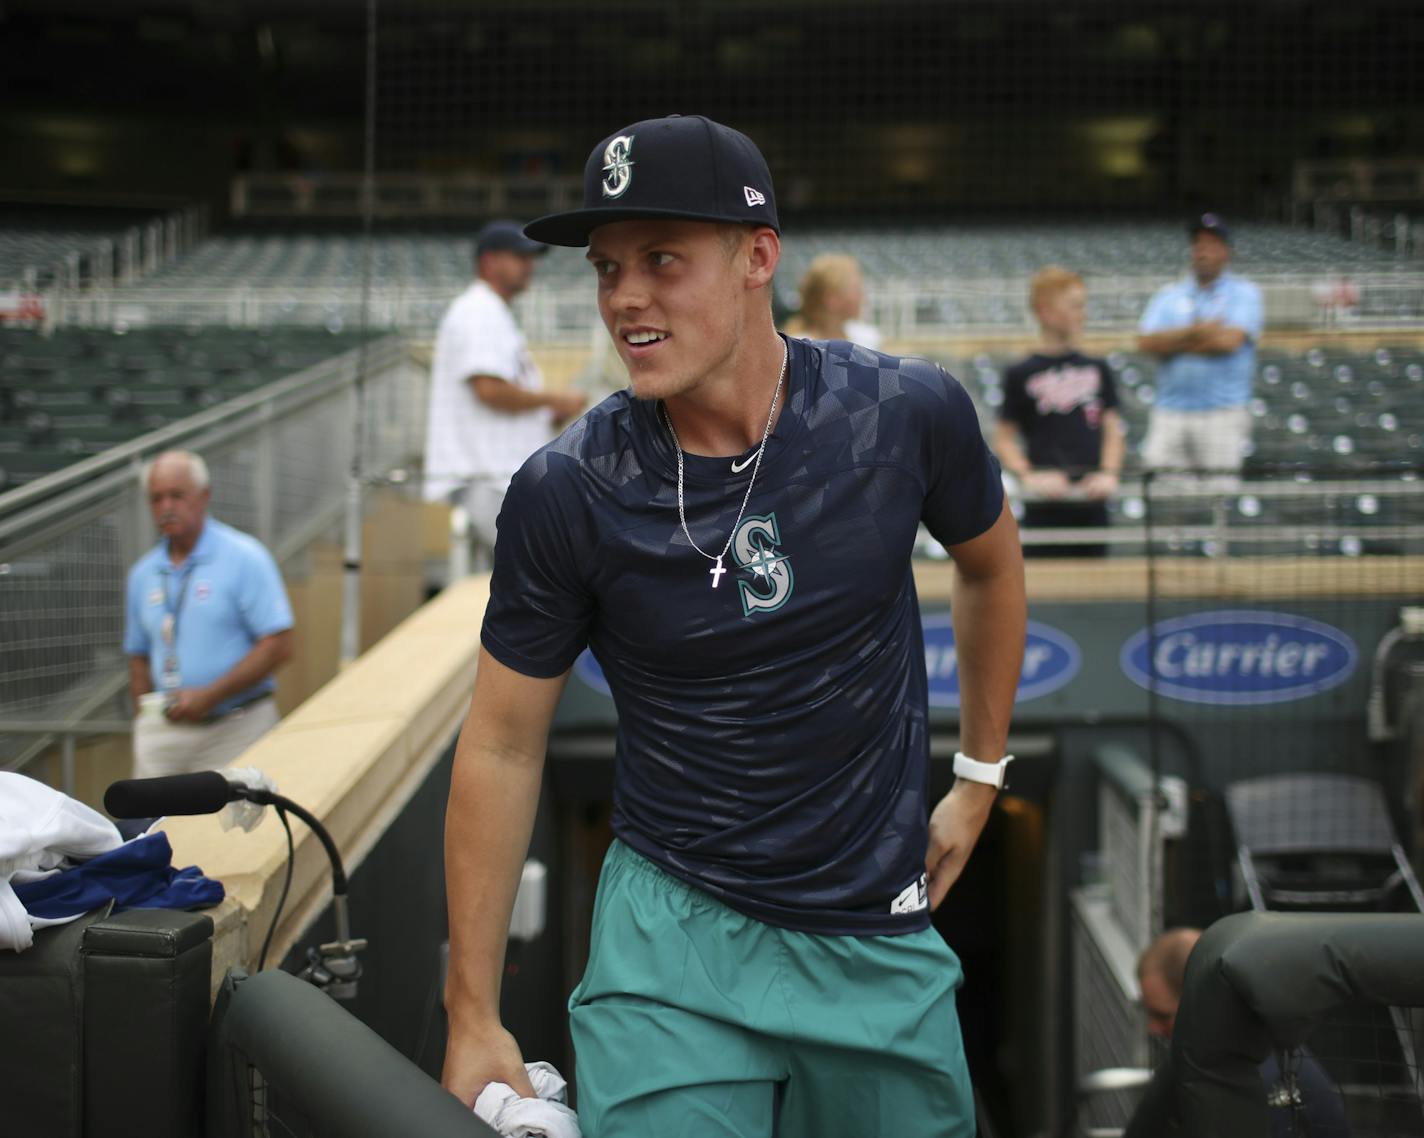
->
xmin=13 ymin=832 xmax=223 ymax=920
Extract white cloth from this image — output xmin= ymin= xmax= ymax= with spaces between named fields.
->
xmin=423 ymin=280 xmax=553 ymax=504
xmin=132 ymin=697 xmax=280 ymax=779
xmin=473 ymin=1061 xmax=582 ymax=1138
xmin=219 ymin=766 xmax=278 ymax=833
xmin=845 ymin=318 xmax=883 ymax=351
xmin=0 ymin=771 xmax=122 ymax=952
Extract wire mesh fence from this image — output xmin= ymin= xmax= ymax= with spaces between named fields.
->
xmin=0 ymin=335 xmax=425 ymax=776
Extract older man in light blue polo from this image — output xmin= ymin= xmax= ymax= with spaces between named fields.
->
xmin=1137 ymin=214 xmax=1263 ymax=476
xmin=124 ymin=450 xmax=294 ymax=778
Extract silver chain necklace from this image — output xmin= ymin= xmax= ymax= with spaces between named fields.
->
xmin=659 ymin=339 xmax=788 ymax=589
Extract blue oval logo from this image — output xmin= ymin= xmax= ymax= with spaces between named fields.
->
xmin=923 ymin=615 xmax=1082 ymax=708
xmin=1120 ymin=609 xmax=1358 ymax=706
xmin=573 ymin=648 xmax=612 ymax=697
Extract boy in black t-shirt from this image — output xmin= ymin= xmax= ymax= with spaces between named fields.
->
xmin=994 ymin=266 xmax=1123 ymax=557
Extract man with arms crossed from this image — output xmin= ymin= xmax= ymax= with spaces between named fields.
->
xmin=1136 ymin=214 xmax=1263 ymax=477
xmin=442 ymin=115 xmax=1026 ymax=1137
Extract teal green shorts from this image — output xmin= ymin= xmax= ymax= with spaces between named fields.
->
xmin=568 ymin=840 xmax=975 ymax=1137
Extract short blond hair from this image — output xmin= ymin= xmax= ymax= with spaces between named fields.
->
xmin=1029 ymin=265 xmax=1084 ymax=315
xmin=789 ymin=254 xmax=863 ymax=334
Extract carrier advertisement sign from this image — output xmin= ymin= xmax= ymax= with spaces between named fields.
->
xmin=923 ymin=615 xmax=1081 ymax=708
xmin=1120 ymin=610 xmax=1358 ymax=706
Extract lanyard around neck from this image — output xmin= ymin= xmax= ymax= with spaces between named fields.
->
xmin=162 ymin=560 xmax=197 ymax=646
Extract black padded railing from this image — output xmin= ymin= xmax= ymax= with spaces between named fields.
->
xmin=207 ymin=968 xmax=497 ymax=1138
xmin=1173 ymin=911 xmax=1424 ymax=1138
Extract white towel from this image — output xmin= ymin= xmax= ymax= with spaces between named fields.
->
xmin=0 ymin=772 xmax=122 ymax=951
xmin=473 ymin=1061 xmax=582 ymax=1138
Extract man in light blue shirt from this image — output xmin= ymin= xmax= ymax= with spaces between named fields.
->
xmin=124 ymin=450 xmax=294 ymax=778
xmin=1136 ymin=214 xmax=1264 ymax=474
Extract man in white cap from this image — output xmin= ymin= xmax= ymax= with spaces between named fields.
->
xmin=423 ymin=219 xmax=587 ymax=570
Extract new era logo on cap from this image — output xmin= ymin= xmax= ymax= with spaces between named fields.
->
xmin=744 ymin=186 xmax=767 ymax=207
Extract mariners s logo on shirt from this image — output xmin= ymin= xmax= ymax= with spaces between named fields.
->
xmin=732 ymin=513 xmax=794 ymax=617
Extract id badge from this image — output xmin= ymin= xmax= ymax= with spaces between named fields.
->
xmin=161 ymin=654 xmax=181 ymax=690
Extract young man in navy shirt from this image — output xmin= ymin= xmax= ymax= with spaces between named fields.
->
xmin=441 ymin=115 xmax=1026 ymax=1137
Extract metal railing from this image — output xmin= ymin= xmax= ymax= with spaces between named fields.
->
xmin=42 ymin=268 xmax=1424 ymax=339
xmin=1072 ymin=746 xmax=1187 ymax=1137
xmin=0 ymin=203 xmax=207 ymax=301
xmin=229 ymin=171 xmax=584 ymax=220
xmin=0 ymin=333 xmax=425 ymax=784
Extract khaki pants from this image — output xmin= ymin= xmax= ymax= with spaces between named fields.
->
xmin=132 ymin=697 xmax=280 ymax=780
xmin=1141 ymin=405 xmax=1252 ymax=473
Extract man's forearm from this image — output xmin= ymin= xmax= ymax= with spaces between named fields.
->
xmin=444 ymin=735 xmax=544 ymax=1025
xmin=1188 ymin=325 xmax=1248 ymax=355
xmin=951 ymin=565 xmax=1026 ymax=762
xmin=203 ymin=631 xmax=292 ymax=706
xmin=470 ymin=375 xmax=553 ymax=413
xmin=1137 ymin=329 xmax=1197 ymax=357
xmin=1099 ymin=413 xmax=1125 ymax=474
xmin=992 ymin=422 xmax=1032 ymax=478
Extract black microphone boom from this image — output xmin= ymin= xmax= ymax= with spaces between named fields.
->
xmin=104 ymin=771 xmax=236 ymax=819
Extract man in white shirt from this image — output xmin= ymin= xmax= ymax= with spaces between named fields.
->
xmin=424 ymin=220 xmax=586 ymax=569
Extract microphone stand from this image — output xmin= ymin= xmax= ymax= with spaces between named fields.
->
xmin=235 ymin=786 xmax=368 ymax=1000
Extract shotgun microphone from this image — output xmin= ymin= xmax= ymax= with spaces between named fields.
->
xmin=104 ymin=771 xmax=237 ymax=819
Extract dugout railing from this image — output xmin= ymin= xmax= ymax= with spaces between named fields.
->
xmin=0 ymin=333 xmax=425 ymax=786
xmin=1066 ymin=461 xmax=1424 ymax=1137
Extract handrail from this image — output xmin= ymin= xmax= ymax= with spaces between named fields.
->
xmin=0 ymin=334 xmax=404 ymax=528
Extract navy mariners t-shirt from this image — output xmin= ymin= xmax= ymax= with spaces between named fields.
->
xmin=481 ymin=336 xmax=1003 ymax=936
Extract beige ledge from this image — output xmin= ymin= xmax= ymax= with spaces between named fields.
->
xmin=914 ymin=555 xmax=1424 ymax=603
xmin=158 ymin=575 xmax=489 ymax=995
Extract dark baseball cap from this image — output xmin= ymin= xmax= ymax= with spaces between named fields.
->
xmin=476 ymin=219 xmax=548 ymax=257
xmin=524 ymin=114 xmax=779 ymax=247
xmin=1189 ymin=212 xmax=1231 ymax=244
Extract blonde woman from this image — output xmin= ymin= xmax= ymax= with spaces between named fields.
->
xmin=786 ymin=254 xmax=882 ymax=349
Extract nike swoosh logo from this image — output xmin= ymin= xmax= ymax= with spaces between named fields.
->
xmin=730 ymin=454 xmax=756 ymax=473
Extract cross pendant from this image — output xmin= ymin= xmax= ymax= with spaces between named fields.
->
xmin=709 ymin=557 xmax=726 ymax=588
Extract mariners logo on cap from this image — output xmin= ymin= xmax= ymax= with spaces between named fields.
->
xmin=601 ymin=135 xmax=635 ymax=200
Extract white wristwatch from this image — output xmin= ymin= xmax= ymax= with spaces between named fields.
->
xmin=953 ymin=751 xmax=1015 ymax=790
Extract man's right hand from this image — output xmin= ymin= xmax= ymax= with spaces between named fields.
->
xmin=547 ymin=389 xmax=588 ymax=426
xmin=441 ymin=1018 xmax=537 ymax=1107
xmin=1021 ymin=469 xmax=1072 ymax=499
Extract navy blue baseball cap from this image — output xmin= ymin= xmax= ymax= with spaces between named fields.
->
xmin=524 ymin=114 xmax=779 ymax=247
xmin=476 ymin=219 xmax=548 ymax=257
xmin=1190 ymin=212 xmax=1232 ymax=244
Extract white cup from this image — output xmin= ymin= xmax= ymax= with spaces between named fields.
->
xmin=138 ymin=691 xmax=170 ymax=723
